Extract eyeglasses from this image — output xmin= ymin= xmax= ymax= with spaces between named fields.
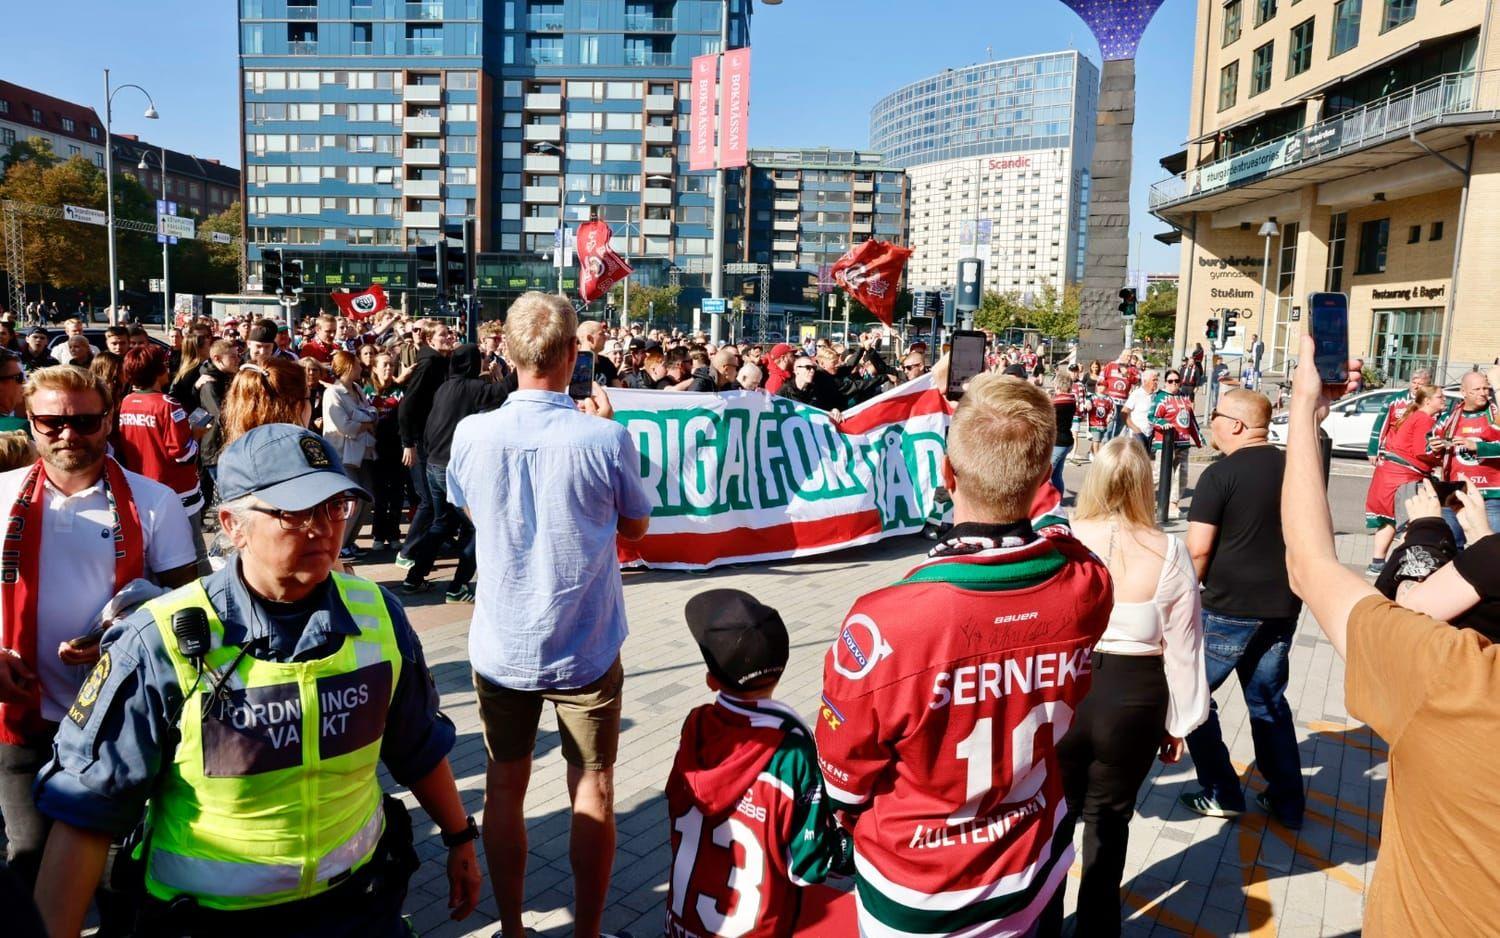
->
xmin=1209 ymin=409 xmax=1267 ymax=431
xmin=30 ymin=413 xmax=108 ymax=436
xmin=247 ymin=496 xmax=358 ymax=532
xmin=1164 ymin=378 xmax=1181 ymax=385
xmin=903 ymin=364 xmax=924 ymax=372
xmin=794 ymin=364 xmax=815 ymax=371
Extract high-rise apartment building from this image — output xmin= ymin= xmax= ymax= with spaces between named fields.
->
xmin=238 ymin=0 xmax=751 ymax=311
xmin=869 ymin=52 xmax=1099 ymax=299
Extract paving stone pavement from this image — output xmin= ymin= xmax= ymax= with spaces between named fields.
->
xmin=373 ymin=457 xmax=1383 ymax=938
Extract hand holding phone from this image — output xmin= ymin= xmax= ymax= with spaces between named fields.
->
xmin=1307 ymin=293 xmax=1351 ymax=390
xmin=569 ymin=351 xmax=597 ymax=400
xmin=946 ymin=331 xmax=987 ymax=401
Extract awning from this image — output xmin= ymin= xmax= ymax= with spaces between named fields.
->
xmin=1291 ymin=27 xmax=1478 ymax=103
xmin=1182 ymin=102 xmax=1302 ymax=146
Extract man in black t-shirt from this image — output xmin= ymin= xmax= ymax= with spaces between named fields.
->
xmin=1182 ymin=388 xmax=1307 ymax=829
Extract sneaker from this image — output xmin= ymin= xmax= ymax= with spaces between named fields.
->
xmin=339 ymin=546 xmax=367 ymax=561
xmin=1256 ymin=791 xmax=1304 ymax=830
xmin=400 ymin=579 xmax=431 ymax=595
xmin=394 ymin=553 xmax=415 ymax=570
xmin=1365 ymin=557 xmax=1387 ymax=576
xmin=445 ymin=585 xmax=476 ymax=604
xmin=1179 ymin=790 xmax=1243 ymax=819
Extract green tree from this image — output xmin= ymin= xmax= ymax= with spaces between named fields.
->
xmin=170 ymin=202 xmax=242 ymax=297
xmin=0 ymin=137 xmax=61 ymax=175
xmin=973 ymin=290 xmax=1026 ymax=335
xmin=1024 ymin=281 xmax=1081 ymax=342
xmin=1134 ymin=282 xmax=1179 ymax=346
xmin=608 ymin=281 xmax=682 ymax=322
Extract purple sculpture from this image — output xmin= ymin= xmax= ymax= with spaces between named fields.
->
xmin=1059 ymin=0 xmax=1166 ymax=60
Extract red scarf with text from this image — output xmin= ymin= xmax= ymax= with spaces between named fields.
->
xmin=0 ymin=458 xmax=144 ymax=743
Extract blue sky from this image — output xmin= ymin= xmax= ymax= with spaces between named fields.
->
xmin=5 ymin=0 xmax=1193 ymax=272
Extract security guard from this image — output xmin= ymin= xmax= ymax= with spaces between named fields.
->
xmin=30 ymin=423 xmax=481 ymax=937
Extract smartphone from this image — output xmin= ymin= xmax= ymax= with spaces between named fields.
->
xmin=187 ymin=407 xmax=213 ymax=429
xmin=569 ymin=350 xmax=597 ymax=400
xmin=1428 ymin=477 xmax=1466 ymax=507
xmin=947 ymin=330 xmax=988 ymax=400
xmin=67 ymin=629 xmax=104 ymax=652
xmin=1307 ymin=292 xmax=1350 ymax=387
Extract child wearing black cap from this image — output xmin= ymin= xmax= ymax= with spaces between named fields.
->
xmin=665 ymin=589 xmax=852 ymax=938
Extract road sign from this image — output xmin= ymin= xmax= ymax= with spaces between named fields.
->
xmin=703 ymin=297 xmax=727 ymax=314
xmin=149 ymin=279 xmax=164 ymax=293
xmin=63 ymin=204 xmax=107 ymax=226
xmin=158 ymin=213 xmax=195 ymax=241
xmin=210 ymin=231 xmax=233 ymax=245
xmin=724 ymin=262 xmax=760 ymax=274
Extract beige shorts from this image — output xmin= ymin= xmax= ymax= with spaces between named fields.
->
xmin=473 ymin=658 xmax=624 ymax=770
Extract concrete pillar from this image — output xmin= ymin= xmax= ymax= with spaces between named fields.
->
xmin=1079 ymin=58 xmax=1136 ymax=363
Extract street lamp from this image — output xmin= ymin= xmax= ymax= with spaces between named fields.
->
xmin=531 ymin=142 xmax=566 ymax=295
xmin=1255 ymin=217 xmax=1280 ymax=383
xmin=137 ymin=145 xmax=172 ymax=330
xmin=103 ymin=68 xmax=158 ymax=327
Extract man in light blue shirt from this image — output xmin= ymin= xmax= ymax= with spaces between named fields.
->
xmin=447 ymin=291 xmax=649 ymax=938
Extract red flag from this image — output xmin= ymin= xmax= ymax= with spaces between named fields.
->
xmin=330 ymin=284 xmax=389 ymax=321
xmin=576 ymin=220 xmax=634 ymax=305
xmin=830 ymin=239 xmax=912 ymax=326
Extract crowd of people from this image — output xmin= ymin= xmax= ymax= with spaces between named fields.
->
xmin=0 ymin=289 xmax=1493 ymax=938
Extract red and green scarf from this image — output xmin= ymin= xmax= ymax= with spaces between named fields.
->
xmin=0 ymin=458 xmax=144 ymax=743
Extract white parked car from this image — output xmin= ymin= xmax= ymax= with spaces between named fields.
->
xmin=1268 ymin=387 xmax=1461 ymax=453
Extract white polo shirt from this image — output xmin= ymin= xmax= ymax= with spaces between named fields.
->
xmin=0 ymin=465 xmax=196 ymax=720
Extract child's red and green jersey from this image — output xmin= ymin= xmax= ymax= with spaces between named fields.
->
xmin=1085 ymin=394 xmax=1116 ymax=432
xmin=815 ymin=525 xmax=1112 ymax=937
xmin=665 ymin=695 xmax=853 ymax=938
xmin=1438 ymin=403 xmax=1500 ymax=497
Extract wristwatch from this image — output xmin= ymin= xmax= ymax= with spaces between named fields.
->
xmin=440 ymin=816 xmax=479 ymax=848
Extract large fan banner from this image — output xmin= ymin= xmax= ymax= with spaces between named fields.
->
xmin=608 ymin=375 xmax=952 ymax=570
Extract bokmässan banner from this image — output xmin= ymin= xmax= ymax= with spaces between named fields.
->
xmin=608 ymin=375 xmax=952 ymax=570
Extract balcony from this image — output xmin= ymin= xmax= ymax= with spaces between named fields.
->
xmin=288 ymin=40 xmax=318 ymax=55
xmin=773 ymin=197 xmax=798 ymax=211
xmin=404 ymin=148 xmax=441 ymax=167
xmin=405 ymin=38 xmax=443 ymax=55
xmin=852 ymin=179 xmax=875 ymax=193
xmin=642 ymin=218 xmax=672 ymax=236
xmin=524 ymin=186 xmax=561 ymax=204
xmin=523 ymin=153 xmax=560 ymax=172
xmin=772 ymin=177 xmax=798 ymax=190
xmin=853 ymin=220 xmax=873 ymax=234
xmin=403 ymin=116 xmax=441 ymax=135
xmin=644 ymin=94 xmax=675 ymax=112
xmin=403 ymin=211 xmax=441 ymax=228
xmin=406 ymin=2 xmax=443 ymax=20
xmin=405 ymin=179 xmax=441 ymax=198
xmin=773 ymin=218 xmax=797 ymax=231
xmin=1151 ymin=70 xmax=1500 ymax=220
xmin=643 ymin=156 xmax=673 ymax=175
xmin=773 ymin=238 xmax=798 ymax=252
xmin=527 ymin=13 xmax=565 ymax=31
xmin=286 ymin=5 xmax=318 ymax=19
xmin=525 ymin=93 xmax=562 ymax=111
xmin=624 ymin=15 xmax=676 ymax=32
xmin=404 ymin=84 xmax=442 ymax=104
xmin=644 ymin=124 xmax=674 ymax=144
xmin=523 ymin=216 xmax=560 ymax=234
xmin=351 ymin=41 xmax=373 ymax=55
xmin=643 ymin=187 xmax=672 ymax=205
xmin=524 ymin=123 xmax=562 ymax=142
xmin=624 ymin=50 xmax=675 ymax=67
xmin=527 ymin=48 xmax=565 ymax=66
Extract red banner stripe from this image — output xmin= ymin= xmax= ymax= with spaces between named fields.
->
xmin=835 ymin=388 xmax=953 ymax=435
xmin=619 ymin=509 xmax=890 ymax=567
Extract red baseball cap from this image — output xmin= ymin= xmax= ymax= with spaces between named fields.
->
xmin=769 ymin=343 xmax=794 ymax=358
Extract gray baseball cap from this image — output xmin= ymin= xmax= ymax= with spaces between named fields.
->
xmin=217 ymin=424 xmax=368 ymax=511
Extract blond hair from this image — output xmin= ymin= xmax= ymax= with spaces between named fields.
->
xmin=0 ymin=430 xmax=36 ymax=472
xmin=504 ymin=291 xmax=577 ymax=372
xmin=1074 ymin=436 xmax=1158 ymax=529
xmin=25 ymin=364 xmax=114 ymax=414
xmin=945 ymin=373 xmax=1055 ymax=519
xmin=221 ymin=359 xmax=309 ymax=444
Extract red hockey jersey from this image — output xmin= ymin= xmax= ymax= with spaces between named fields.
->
xmin=1085 ymin=394 xmax=1117 ymax=432
xmin=666 ymin=695 xmax=852 ymax=938
xmin=115 ymin=391 xmax=201 ymax=513
xmin=1100 ymin=361 xmax=1137 ymax=402
xmin=816 ymin=529 xmax=1111 ymax=937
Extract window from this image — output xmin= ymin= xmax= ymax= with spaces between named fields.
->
xmin=1219 ymin=61 xmax=1239 ymax=110
xmin=1382 ymin=0 xmax=1416 ymax=32
xmin=30 ymin=107 xmax=42 ymax=123
xmin=1255 ymin=0 xmax=1276 ymax=26
xmin=1251 ymin=42 xmax=1274 ymax=95
xmin=1356 ymin=218 xmax=1389 ymax=274
xmin=1407 ymin=224 xmax=1421 ymax=244
xmin=1331 ymin=0 xmax=1361 ymax=55
xmin=1288 ymin=18 xmax=1314 ymax=77
xmin=0 ymin=129 xmax=13 ymax=146
xmin=68 ymin=144 xmax=80 ymax=156
xmin=1223 ymin=0 xmax=1243 ymax=45
xmin=1431 ymin=221 xmax=1445 ymax=241
xmin=60 ymin=117 xmax=74 ymax=132
xmin=0 ymin=100 xmax=8 ymax=114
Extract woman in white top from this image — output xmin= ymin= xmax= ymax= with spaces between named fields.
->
xmin=321 ymin=350 xmax=377 ymax=558
xmin=1048 ymin=436 xmax=1210 ymax=936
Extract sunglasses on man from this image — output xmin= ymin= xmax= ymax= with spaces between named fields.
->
xmin=30 ymin=413 xmax=109 ymax=436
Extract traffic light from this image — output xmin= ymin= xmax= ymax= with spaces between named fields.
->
xmin=1224 ymin=308 xmax=1239 ymax=340
xmin=1206 ymin=318 xmax=1220 ymax=342
xmin=415 ymin=243 xmax=442 ymax=295
xmin=262 ymin=248 xmax=283 ymax=295
xmin=282 ymin=258 xmax=304 ymax=296
xmin=1118 ymin=287 xmax=1137 ymax=319
xmin=442 ymin=225 xmax=469 ymax=298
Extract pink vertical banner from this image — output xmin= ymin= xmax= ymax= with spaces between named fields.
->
xmin=689 ymin=53 xmax=719 ymax=171
xmin=721 ymin=47 xmax=750 ymax=169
